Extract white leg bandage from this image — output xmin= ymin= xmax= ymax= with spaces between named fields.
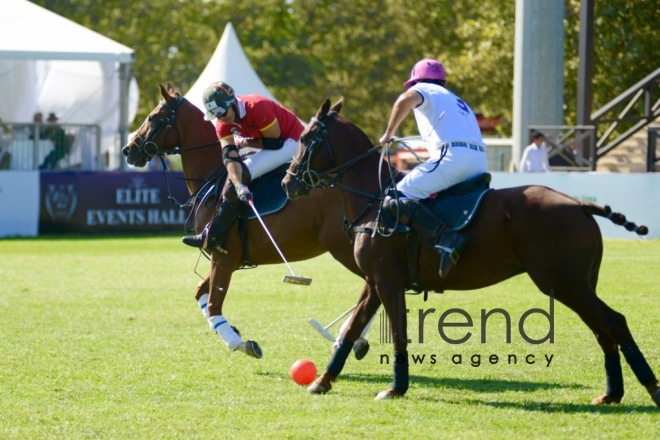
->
xmin=197 ymin=294 xmax=210 ymax=320
xmin=208 ymin=315 xmax=243 ymax=350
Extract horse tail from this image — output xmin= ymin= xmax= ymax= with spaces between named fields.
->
xmin=581 ymin=203 xmax=649 ymax=236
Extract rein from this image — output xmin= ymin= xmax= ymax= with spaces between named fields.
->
xmin=131 ymin=95 xmax=223 ymax=209
xmin=135 ymin=96 xmax=221 ymax=159
xmin=289 ymin=111 xmax=405 ymax=238
xmin=288 ymin=114 xmax=383 ymax=200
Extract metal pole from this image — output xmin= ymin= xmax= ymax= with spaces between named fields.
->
xmin=577 ymin=0 xmax=595 ymax=165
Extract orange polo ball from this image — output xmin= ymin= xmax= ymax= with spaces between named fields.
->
xmin=290 ymin=359 xmax=317 ymax=386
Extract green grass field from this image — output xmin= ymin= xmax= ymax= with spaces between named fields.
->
xmin=0 ymin=236 xmax=658 ymax=439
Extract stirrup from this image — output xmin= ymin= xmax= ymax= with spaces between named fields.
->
xmin=435 ymin=233 xmax=467 ymax=278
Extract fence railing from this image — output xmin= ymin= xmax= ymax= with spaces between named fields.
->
xmin=528 ymin=67 xmax=660 ymax=172
xmin=0 ymin=122 xmax=102 ymax=171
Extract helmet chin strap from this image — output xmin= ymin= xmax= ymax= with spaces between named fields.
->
xmin=231 ymin=99 xmax=244 ymax=123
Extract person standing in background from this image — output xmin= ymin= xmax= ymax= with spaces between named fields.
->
xmin=519 ymin=132 xmax=551 ymax=172
xmin=39 ymin=113 xmax=68 ymax=170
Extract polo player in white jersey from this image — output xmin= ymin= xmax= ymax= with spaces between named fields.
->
xmin=379 ymin=58 xmax=488 ymax=277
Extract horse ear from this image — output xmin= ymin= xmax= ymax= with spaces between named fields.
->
xmin=317 ymin=98 xmax=332 ymax=119
xmin=331 ymin=98 xmax=343 ymax=114
xmin=159 ymin=83 xmax=179 ymax=103
xmin=159 ymin=83 xmax=169 ymax=100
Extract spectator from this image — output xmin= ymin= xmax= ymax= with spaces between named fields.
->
xmin=39 ymin=113 xmax=68 ymax=170
xmin=0 ymin=117 xmax=9 ymax=169
xmin=519 ymin=132 xmax=551 ymax=172
xmin=30 ymin=112 xmax=48 ymax=140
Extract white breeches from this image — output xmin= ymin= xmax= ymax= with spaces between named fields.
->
xmin=243 ymin=137 xmax=299 ymax=180
xmin=396 ymin=145 xmax=488 ymax=200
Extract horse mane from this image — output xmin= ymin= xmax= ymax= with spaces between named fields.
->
xmin=322 ymin=98 xmax=376 ymax=151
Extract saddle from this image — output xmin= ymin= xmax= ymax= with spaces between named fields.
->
xmin=381 ymin=172 xmax=492 ymax=233
xmin=422 ymin=172 xmax=492 ymax=231
xmin=188 ymin=163 xmax=291 ymax=268
xmin=190 ymin=162 xmax=290 ymax=220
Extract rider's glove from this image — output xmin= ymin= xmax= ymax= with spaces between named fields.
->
xmin=236 ymin=184 xmax=253 ymax=204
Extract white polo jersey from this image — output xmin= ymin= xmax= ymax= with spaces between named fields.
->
xmin=396 ymin=82 xmax=488 ymax=200
xmin=410 ymin=82 xmax=483 ymax=155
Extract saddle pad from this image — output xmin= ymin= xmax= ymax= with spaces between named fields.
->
xmin=423 ymin=173 xmax=492 ymax=231
xmin=240 ymin=166 xmax=289 ymax=220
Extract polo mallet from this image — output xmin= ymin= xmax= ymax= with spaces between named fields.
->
xmin=309 ymin=305 xmax=357 ymax=342
xmin=247 ymin=199 xmax=312 ymax=285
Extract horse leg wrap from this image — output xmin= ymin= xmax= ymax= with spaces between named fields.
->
xmin=208 ymin=315 xmax=242 ymax=351
xmin=326 ymin=338 xmax=354 ymax=377
xmin=197 ymin=294 xmax=210 ymax=320
xmin=604 ymin=353 xmax=624 ymax=398
xmin=392 ymin=350 xmax=409 ymax=394
xmin=621 ymin=343 xmax=656 ymax=386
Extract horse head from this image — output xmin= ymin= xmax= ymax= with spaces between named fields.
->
xmin=283 ymin=98 xmax=345 ymax=200
xmin=122 ymin=83 xmax=188 ymax=168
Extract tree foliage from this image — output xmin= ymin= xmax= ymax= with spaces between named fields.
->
xmin=33 ymin=0 xmax=657 ymax=140
xmin=563 ymin=0 xmax=659 ymax=125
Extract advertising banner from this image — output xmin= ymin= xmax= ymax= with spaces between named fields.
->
xmin=0 ymin=171 xmax=39 ymax=237
xmin=39 ymin=171 xmax=192 ymax=234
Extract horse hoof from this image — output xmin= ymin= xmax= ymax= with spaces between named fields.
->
xmin=375 ymin=388 xmax=404 ymax=401
xmin=238 ymin=340 xmax=262 ymax=359
xmin=353 ymin=338 xmax=370 ymax=360
xmin=307 ymin=374 xmax=334 ymax=394
xmin=591 ymin=394 xmax=622 ymax=405
xmin=307 ymin=379 xmax=331 ymax=394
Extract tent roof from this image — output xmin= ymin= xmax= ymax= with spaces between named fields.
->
xmin=0 ymin=0 xmax=134 ymax=63
xmin=185 ymin=22 xmax=275 ymax=112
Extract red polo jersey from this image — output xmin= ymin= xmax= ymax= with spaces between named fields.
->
xmin=216 ymin=95 xmax=304 ymax=143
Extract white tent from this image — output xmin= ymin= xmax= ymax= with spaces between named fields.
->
xmin=185 ymin=22 xmax=276 ymax=113
xmin=0 ymin=0 xmax=138 ymax=169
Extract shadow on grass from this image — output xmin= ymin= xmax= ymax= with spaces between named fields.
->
xmin=334 ymin=374 xmax=658 ymax=412
xmin=472 ymin=399 xmax=659 ymax=414
xmin=340 ymin=373 xmax=586 ymax=393
xmin=255 ymin=371 xmax=658 ymax=412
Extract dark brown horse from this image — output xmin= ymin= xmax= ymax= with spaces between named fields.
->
xmin=282 ymin=98 xmax=659 ymax=406
xmin=122 ymin=85 xmax=377 ymax=359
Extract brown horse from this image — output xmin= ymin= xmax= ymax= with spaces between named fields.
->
xmin=122 ymin=85 xmax=378 ymax=359
xmin=282 ymin=98 xmax=659 ymax=406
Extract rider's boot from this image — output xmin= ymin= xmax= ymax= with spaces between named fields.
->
xmin=182 ymin=200 xmax=241 ymax=253
xmin=384 ymin=196 xmax=467 ymax=278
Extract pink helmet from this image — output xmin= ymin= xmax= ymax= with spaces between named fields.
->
xmin=404 ymin=58 xmax=446 ymax=89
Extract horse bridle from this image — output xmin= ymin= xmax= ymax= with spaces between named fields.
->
xmin=287 ymin=112 xmax=382 ymax=197
xmin=133 ymin=96 xmax=220 ymax=160
xmin=133 ymin=96 xmax=186 ymax=160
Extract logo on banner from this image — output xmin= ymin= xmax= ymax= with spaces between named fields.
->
xmin=45 ymin=183 xmax=77 ymax=221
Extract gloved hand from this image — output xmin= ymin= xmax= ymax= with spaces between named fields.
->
xmin=236 ymin=184 xmax=253 ymax=204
